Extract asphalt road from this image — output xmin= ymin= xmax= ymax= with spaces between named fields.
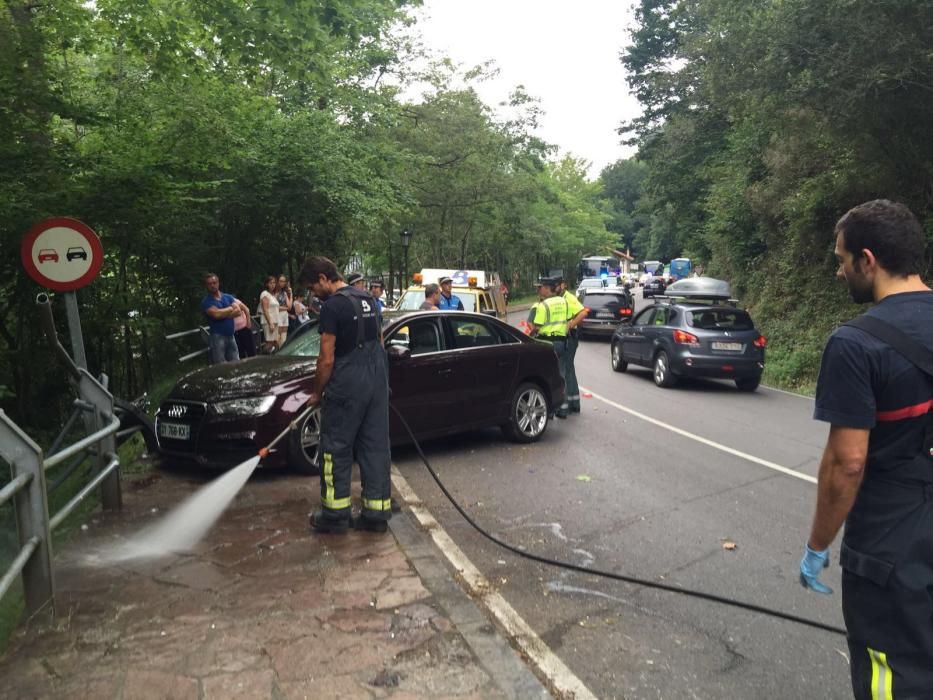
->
xmin=392 ymin=292 xmax=850 ymax=699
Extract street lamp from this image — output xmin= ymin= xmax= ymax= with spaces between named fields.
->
xmin=400 ymin=229 xmax=412 ymax=291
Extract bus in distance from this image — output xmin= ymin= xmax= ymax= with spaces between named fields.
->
xmin=670 ymin=258 xmax=693 ymax=280
xmin=642 ymin=260 xmax=662 ymax=276
xmin=579 ymin=255 xmax=621 ymax=280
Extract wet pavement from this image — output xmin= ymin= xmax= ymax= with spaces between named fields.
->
xmin=0 ymin=467 xmax=549 ymax=699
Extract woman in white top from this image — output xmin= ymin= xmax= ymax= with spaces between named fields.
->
xmin=259 ymin=275 xmax=280 ymax=352
xmin=275 ymin=274 xmax=292 ymax=343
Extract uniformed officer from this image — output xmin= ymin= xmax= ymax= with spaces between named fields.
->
xmin=530 ymin=277 xmax=572 ymax=418
xmin=437 ymin=276 xmax=464 ymax=310
xmin=557 ymin=277 xmax=589 ymax=414
xmin=800 ymin=200 xmax=933 ymax=698
xmin=347 ymin=272 xmax=366 ymax=289
xmin=299 ymin=257 xmax=392 ymax=534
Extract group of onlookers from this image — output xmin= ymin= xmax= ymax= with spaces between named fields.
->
xmin=202 ymin=272 xmax=319 ymax=363
xmin=258 ymin=274 xmax=317 ymax=353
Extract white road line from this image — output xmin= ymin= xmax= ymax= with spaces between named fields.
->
xmin=391 ymin=469 xmax=598 ymax=700
xmin=581 ymin=387 xmax=818 ymax=485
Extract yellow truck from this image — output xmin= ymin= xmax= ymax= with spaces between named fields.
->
xmin=393 ymin=268 xmax=508 ymax=320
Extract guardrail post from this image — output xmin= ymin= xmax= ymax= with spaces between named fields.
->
xmin=0 ymin=411 xmax=54 ymax=616
xmin=78 ymin=370 xmax=121 ymax=511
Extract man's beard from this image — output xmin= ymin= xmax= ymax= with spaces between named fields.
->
xmin=846 ymin=265 xmax=873 ymax=304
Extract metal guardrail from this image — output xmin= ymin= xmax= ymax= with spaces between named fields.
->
xmin=167 ymin=314 xmax=263 ymax=363
xmin=0 ymin=296 xmax=123 ymax=617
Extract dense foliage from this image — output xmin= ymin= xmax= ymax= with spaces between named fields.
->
xmin=616 ymin=0 xmax=933 ymax=387
xmin=0 ymin=1 xmax=613 ymax=430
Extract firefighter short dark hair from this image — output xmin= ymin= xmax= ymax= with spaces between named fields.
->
xmin=298 ymin=256 xmax=341 ymax=285
xmin=836 ymin=199 xmax=925 ymax=277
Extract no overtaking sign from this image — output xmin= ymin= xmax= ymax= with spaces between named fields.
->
xmin=21 ymin=217 xmax=104 ymax=292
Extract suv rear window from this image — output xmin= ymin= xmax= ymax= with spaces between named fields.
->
xmin=583 ymin=293 xmax=630 ymax=311
xmin=687 ymin=309 xmax=754 ymax=330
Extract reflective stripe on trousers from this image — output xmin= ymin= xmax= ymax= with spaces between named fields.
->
xmin=868 ymin=648 xmax=893 ymax=700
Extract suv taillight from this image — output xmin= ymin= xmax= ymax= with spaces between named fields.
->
xmin=673 ymin=329 xmax=699 ymax=346
xmin=753 ymin=335 xmax=767 ymax=348
xmin=619 ymin=307 xmax=632 ymax=316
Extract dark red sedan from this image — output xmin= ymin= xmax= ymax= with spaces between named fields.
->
xmin=156 ymin=311 xmax=565 ymax=473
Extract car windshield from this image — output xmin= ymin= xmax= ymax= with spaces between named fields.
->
xmin=687 ymin=309 xmax=754 ymax=331
xmin=583 ymin=293 xmax=628 ymax=310
xmin=277 ymin=323 xmax=321 ymax=357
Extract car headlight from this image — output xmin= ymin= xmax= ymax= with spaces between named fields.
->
xmin=212 ymin=395 xmax=276 ymax=416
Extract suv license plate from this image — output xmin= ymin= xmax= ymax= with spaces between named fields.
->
xmin=712 ymin=342 xmax=743 ymax=352
xmin=158 ymin=422 xmax=190 ymax=440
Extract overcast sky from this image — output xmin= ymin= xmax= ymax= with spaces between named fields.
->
xmin=409 ymin=0 xmax=642 ymax=178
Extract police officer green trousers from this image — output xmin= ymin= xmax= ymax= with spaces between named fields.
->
xmin=543 ymin=337 xmax=570 ymax=417
xmin=318 ymin=340 xmax=392 ymax=522
xmin=564 ymin=333 xmax=580 ymax=413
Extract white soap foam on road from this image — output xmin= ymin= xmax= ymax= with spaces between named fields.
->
xmin=90 ymin=456 xmax=259 ymax=564
xmin=582 ymin=388 xmax=818 ymax=485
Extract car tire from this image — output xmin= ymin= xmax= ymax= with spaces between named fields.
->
xmin=502 ymin=382 xmax=550 ymax=443
xmin=289 ymin=406 xmax=321 ymax=475
xmin=653 ymin=350 xmax=677 ymax=388
xmin=735 ymin=376 xmax=761 ymax=392
xmin=611 ymin=341 xmax=628 ymax=372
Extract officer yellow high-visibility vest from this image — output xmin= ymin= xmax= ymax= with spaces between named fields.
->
xmin=533 ymin=295 xmax=570 ymax=337
xmin=563 ymin=289 xmax=585 ymax=318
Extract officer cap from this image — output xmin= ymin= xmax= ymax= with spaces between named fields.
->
xmin=439 ymin=275 xmax=453 ymax=285
xmin=369 ymin=279 xmax=384 ymax=289
xmin=346 ymin=272 xmax=364 ymax=285
xmin=536 ymin=277 xmax=558 ymax=288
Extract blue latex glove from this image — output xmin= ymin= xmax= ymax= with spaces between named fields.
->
xmin=799 ymin=544 xmax=833 ymax=594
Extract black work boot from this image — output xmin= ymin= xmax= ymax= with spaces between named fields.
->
xmin=309 ymin=510 xmax=350 ymax=534
xmin=353 ymin=515 xmax=389 ymax=533
xmin=569 ymin=400 xmax=581 ymax=414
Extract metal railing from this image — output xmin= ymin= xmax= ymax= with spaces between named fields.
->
xmin=166 ymin=315 xmax=263 ymax=363
xmin=0 ymin=295 xmax=122 ymax=616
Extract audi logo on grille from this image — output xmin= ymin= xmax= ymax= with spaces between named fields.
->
xmin=165 ymin=404 xmax=187 ymax=418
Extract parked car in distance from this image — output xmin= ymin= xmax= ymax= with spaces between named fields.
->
xmin=578 ymin=288 xmax=634 ymax=338
xmin=575 ymin=277 xmax=608 ymax=299
xmin=610 ymin=277 xmax=765 ymax=391
xmin=38 ymin=248 xmax=59 ymax=263
xmin=642 ymin=276 xmax=667 ymax=298
xmin=156 ymin=312 xmax=565 ymax=473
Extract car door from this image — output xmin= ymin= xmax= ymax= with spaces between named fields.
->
xmin=641 ymin=306 xmax=672 ymax=361
xmin=385 ymin=317 xmax=453 ymax=437
xmin=443 ymin=316 xmax=519 ymax=426
xmin=620 ymin=307 xmax=656 ymax=364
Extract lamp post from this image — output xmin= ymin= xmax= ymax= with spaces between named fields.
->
xmin=400 ymin=228 xmax=412 ymax=292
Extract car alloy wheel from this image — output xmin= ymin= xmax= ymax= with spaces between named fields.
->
xmin=653 ymin=350 xmax=676 ymax=388
xmin=611 ymin=342 xmax=628 ymax=372
xmin=289 ymin=406 xmax=321 ymax=474
xmin=503 ymin=382 xmax=549 ymax=443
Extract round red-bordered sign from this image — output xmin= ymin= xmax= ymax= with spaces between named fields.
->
xmin=21 ymin=217 xmax=104 ymax=292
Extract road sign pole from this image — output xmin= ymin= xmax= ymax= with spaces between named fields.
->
xmin=63 ymin=292 xmax=88 ymax=371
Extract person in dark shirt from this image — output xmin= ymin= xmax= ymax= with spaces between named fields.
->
xmin=801 ymin=199 xmax=933 ymax=698
xmin=200 ymin=273 xmax=248 ymax=364
xmin=299 ymin=256 xmax=390 ymax=534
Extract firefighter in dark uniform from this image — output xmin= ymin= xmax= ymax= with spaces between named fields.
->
xmin=299 ymin=257 xmax=391 ymax=534
xmin=800 ymin=200 xmax=933 ymax=698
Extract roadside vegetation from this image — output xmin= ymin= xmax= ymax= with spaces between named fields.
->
xmin=604 ymin=0 xmax=933 ymax=393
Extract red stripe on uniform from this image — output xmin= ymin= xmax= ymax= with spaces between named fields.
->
xmin=876 ymin=399 xmax=933 ymax=422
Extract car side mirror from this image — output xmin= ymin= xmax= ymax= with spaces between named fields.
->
xmin=386 ymin=344 xmax=410 ymax=361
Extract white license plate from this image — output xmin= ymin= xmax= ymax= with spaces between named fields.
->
xmin=711 ymin=342 xmax=743 ymax=352
xmin=158 ymin=422 xmax=190 ymax=440
xmin=597 ymin=312 xmax=614 ymax=319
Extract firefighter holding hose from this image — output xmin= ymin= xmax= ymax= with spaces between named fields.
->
xmin=299 ymin=256 xmax=392 ymax=534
